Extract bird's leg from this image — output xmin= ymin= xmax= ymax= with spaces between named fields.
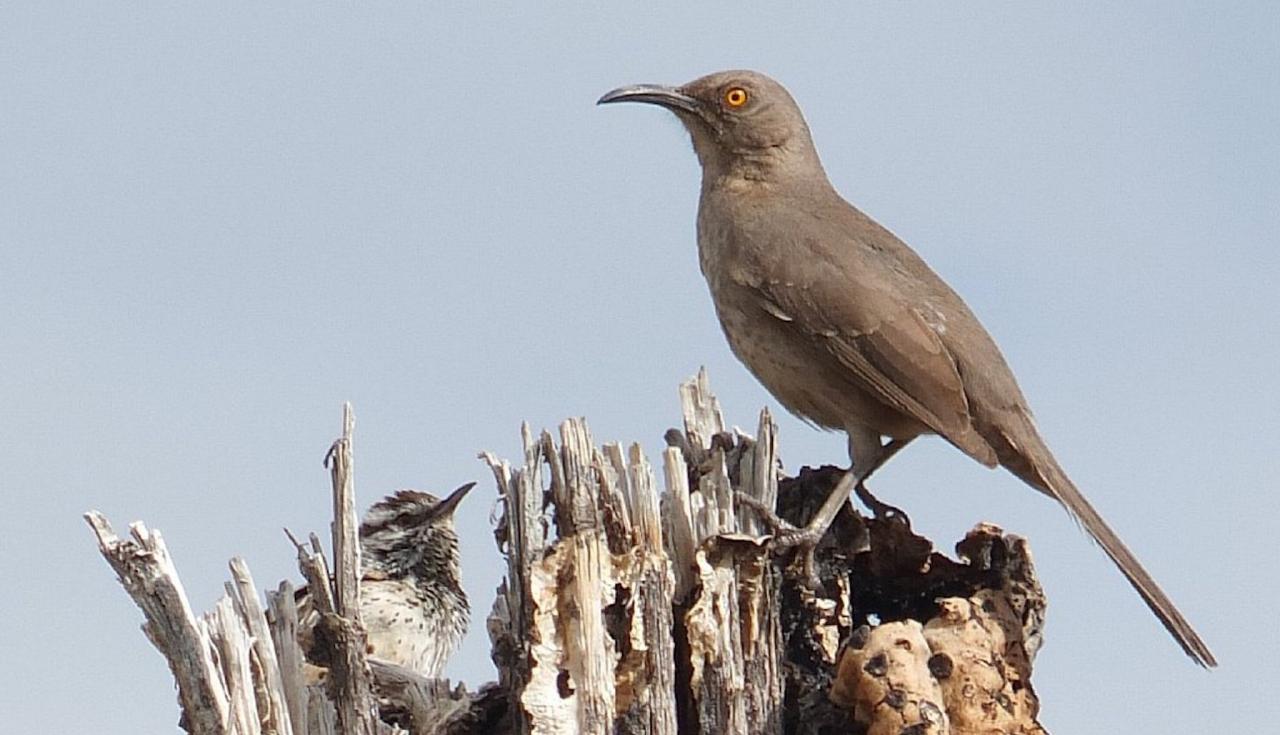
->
xmin=735 ymin=468 xmax=858 ymax=587
xmin=853 ymin=481 xmax=907 ymax=521
xmin=851 ymin=438 xmax=911 ymax=520
xmin=737 ymin=432 xmax=913 ymax=587
xmin=734 ymin=492 xmax=798 ymax=534
xmin=772 ymin=435 xmax=910 ymax=548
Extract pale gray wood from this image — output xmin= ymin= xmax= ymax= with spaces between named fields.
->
xmin=305 ymin=685 xmax=337 ymax=735
xmin=289 ymin=531 xmax=335 ymax=616
xmin=667 ymin=373 xmax=786 ymax=735
xmin=479 ymin=421 xmax=549 ymax=735
xmin=328 ymin=402 xmax=362 ymax=622
xmin=679 ymin=365 xmax=725 ymax=449
xmin=741 ymin=407 xmax=779 ymax=538
xmin=733 ymin=414 xmax=785 ymax=733
xmin=602 ymin=442 xmax=634 ymax=545
xmin=323 ymin=402 xmax=378 ymax=735
xmin=367 ymin=660 xmax=479 ymax=734
xmin=207 ymin=594 xmax=262 ymax=735
xmin=230 ymin=558 xmax=296 ymax=735
xmin=85 ymin=512 xmax=232 ymax=735
xmin=555 ymin=419 xmax=616 ymax=733
xmin=483 ymin=417 xmax=684 ymax=735
xmin=266 ymin=581 xmax=309 ymax=735
xmin=618 ymin=443 xmax=678 ymax=735
xmin=660 ymin=446 xmax=698 ymax=603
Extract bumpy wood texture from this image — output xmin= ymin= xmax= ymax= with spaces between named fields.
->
xmin=88 ymin=372 xmax=1048 ymax=734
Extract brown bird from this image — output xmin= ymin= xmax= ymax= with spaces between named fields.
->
xmin=299 ymin=483 xmax=473 ymax=678
xmin=599 ymin=70 xmax=1215 ymax=666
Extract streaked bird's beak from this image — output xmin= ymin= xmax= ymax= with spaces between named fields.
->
xmin=437 ymin=482 xmax=475 ymax=517
xmin=597 ymin=84 xmax=701 ymax=115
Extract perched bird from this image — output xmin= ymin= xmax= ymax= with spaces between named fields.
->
xmin=598 ymin=70 xmax=1215 ymax=666
xmin=300 ymin=483 xmax=473 ymax=678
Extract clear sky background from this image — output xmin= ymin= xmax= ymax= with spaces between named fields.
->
xmin=2 ymin=3 xmax=1276 ymax=732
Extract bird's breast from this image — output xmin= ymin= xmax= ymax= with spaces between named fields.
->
xmin=360 ymin=579 xmax=468 ymax=678
xmin=695 ymin=215 xmax=851 ymax=429
xmin=694 ymin=189 xmax=931 ymax=438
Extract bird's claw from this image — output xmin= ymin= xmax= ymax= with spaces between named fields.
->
xmin=854 ymin=481 xmax=909 ymax=524
xmin=734 ymin=492 xmax=798 ymax=535
xmin=734 ymin=491 xmax=826 ymax=589
xmin=734 ymin=491 xmax=830 ymax=548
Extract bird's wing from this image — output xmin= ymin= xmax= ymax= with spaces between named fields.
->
xmin=753 ymin=271 xmax=998 ymax=466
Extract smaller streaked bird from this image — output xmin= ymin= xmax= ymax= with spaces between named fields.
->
xmin=299 ymin=482 xmax=473 ymax=678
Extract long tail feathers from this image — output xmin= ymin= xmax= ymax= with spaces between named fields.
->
xmin=1000 ymin=421 xmax=1217 ymax=667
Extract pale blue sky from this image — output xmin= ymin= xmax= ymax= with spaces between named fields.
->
xmin=2 ymin=3 xmax=1276 ymax=732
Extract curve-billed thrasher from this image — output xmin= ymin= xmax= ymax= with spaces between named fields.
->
xmin=599 ymin=70 xmax=1214 ymax=666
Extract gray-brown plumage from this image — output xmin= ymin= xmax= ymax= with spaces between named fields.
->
xmin=599 ymin=70 xmax=1215 ymax=666
xmin=298 ymin=483 xmax=472 ymax=678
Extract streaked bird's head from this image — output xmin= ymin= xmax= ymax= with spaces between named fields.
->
xmin=359 ymin=482 xmax=473 ymax=582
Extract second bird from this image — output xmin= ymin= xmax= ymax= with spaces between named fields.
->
xmin=598 ymin=69 xmax=1214 ymax=667
xmin=300 ymin=483 xmax=472 ymax=678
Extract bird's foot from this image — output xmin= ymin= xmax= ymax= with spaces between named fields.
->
xmin=734 ymin=492 xmax=825 ymax=588
xmin=853 ymin=481 xmax=908 ymax=524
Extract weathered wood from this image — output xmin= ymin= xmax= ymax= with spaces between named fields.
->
xmin=305 ymin=685 xmax=338 ymax=735
xmin=86 ymin=514 xmax=318 ymax=735
xmin=266 ymin=581 xmax=309 ymax=734
xmin=328 ymin=403 xmax=362 ymax=622
xmin=89 ymin=403 xmax=504 ymax=735
xmin=480 ymin=421 xmax=549 ymax=735
xmin=614 ymin=444 xmax=678 ymax=735
xmin=679 ymin=366 xmax=725 ymax=450
xmin=322 ymin=403 xmax=378 ymax=735
xmin=85 ymin=512 xmax=232 ymax=735
xmin=742 ymin=407 xmax=779 ymax=539
xmin=367 ymin=659 xmax=510 ymax=734
xmin=830 ymin=621 xmax=949 ymax=735
xmin=207 ymin=594 xmax=263 ymax=735
xmin=478 ymin=371 xmax=792 ymax=735
xmin=782 ymin=470 xmax=1048 ymax=735
xmin=663 ymin=374 xmax=785 ymax=735
xmin=660 ymin=447 xmax=697 ymax=603
xmin=485 ymin=417 xmax=691 ymax=735
xmin=827 ymin=525 xmax=1049 ymax=735
xmin=290 ymin=531 xmax=336 ymax=616
xmin=229 ymin=558 xmax=295 ymax=735
xmin=90 ymin=375 xmax=1051 ymax=735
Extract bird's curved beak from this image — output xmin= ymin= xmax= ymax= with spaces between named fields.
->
xmin=437 ymin=482 xmax=475 ymax=517
xmin=597 ymin=84 xmax=701 ymax=115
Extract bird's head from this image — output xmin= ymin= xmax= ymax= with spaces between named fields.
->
xmin=599 ymin=69 xmax=825 ymax=184
xmin=359 ymin=482 xmax=473 ymax=581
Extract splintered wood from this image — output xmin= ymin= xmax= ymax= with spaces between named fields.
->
xmin=85 ymin=507 xmax=314 ymax=735
xmin=483 ymin=367 xmax=785 ymax=735
xmin=85 ymin=512 xmax=237 ymax=735
xmin=482 ymin=421 xmax=682 ymax=735
xmin=484 ymin=369 xmax=1048 ymax=735
xmin=321 ymin=404 xmax=379 ymax=735
xmin=88 ymin=372 xmax=1051 ymax=735
xmin=86 ymin=405 xmax=419 ymax=735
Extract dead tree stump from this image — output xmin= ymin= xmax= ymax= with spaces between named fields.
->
xmin=87 ymin=372 xmax=1049 ymax=734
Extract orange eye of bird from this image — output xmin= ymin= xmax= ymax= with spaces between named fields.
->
xmin=724 ymin=87 xmax=749 ymax=107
